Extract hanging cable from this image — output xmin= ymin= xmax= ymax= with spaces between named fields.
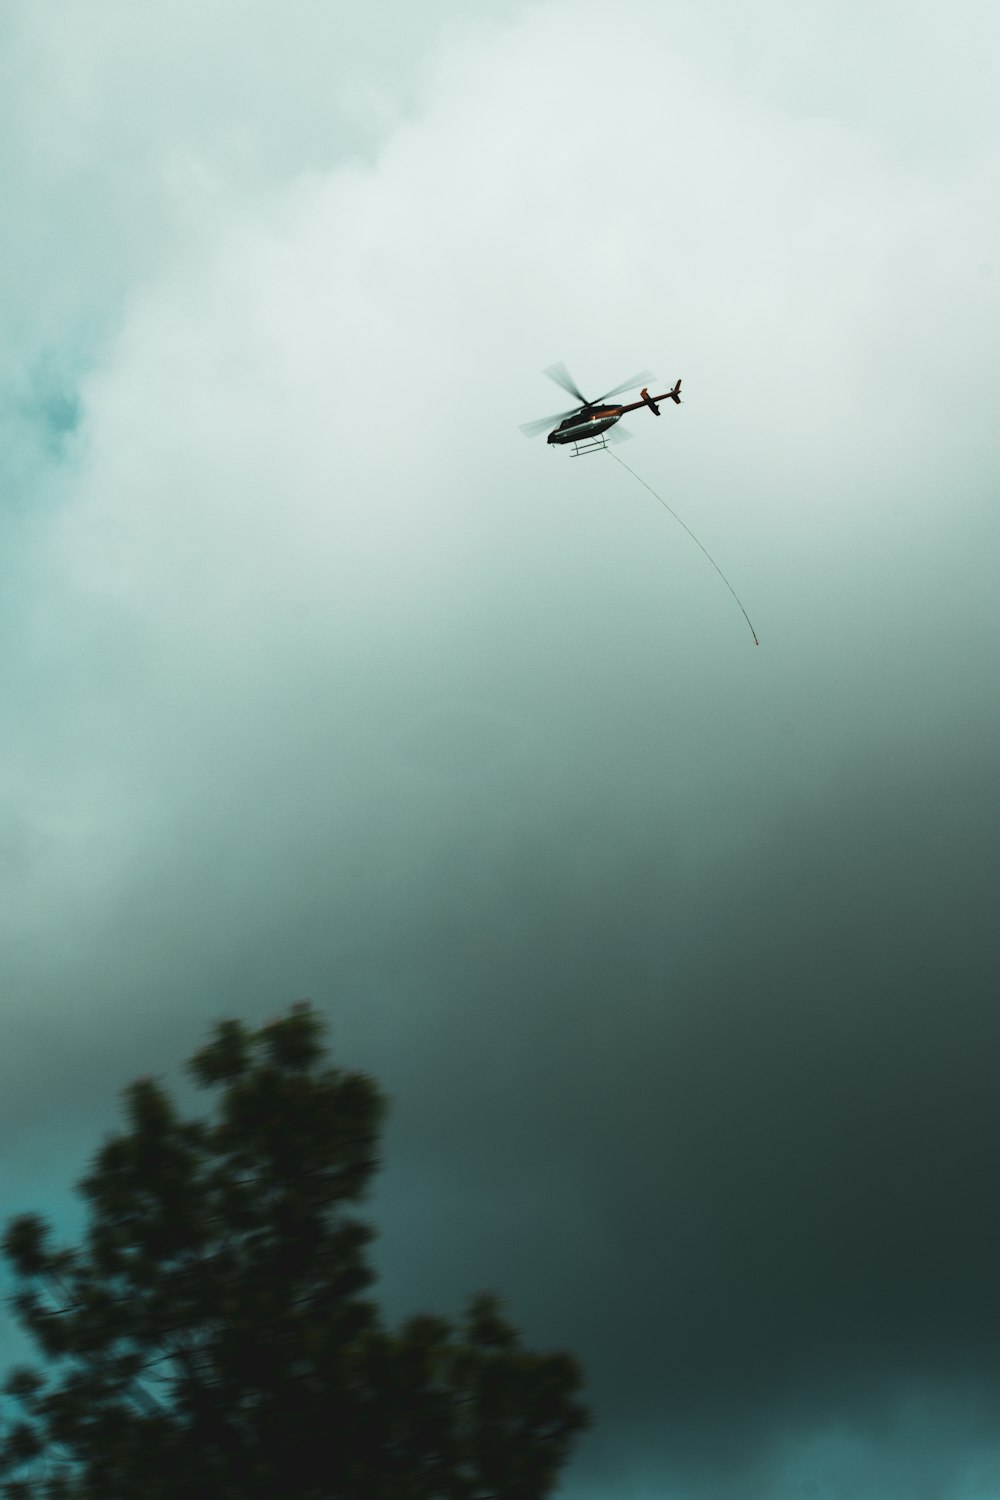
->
xmin=607 ymin=448 xmax=759 ymax=646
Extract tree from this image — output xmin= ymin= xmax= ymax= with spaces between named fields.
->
xmin=0 ymin=1004 xmax=589 ymax=1500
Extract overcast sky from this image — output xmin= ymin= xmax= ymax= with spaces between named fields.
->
xmin=3 ymin=1 xmax=1000 ymax=1495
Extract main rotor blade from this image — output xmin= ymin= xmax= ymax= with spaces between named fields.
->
xmin=519 ymin=406 xmax=578 ymax=438
xmin=543 ymin=362 xmax=589 ymax=406
xmin=595 ymin=369 xmax=656 ymax=402
xmin=607 ymin=424 xmax=633 ymax=445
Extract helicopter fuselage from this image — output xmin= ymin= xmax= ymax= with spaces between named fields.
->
xmin=547 ymin=405 xmax=622 ymax=445
xmin=545 ymin=385 xmax=681 ymax=445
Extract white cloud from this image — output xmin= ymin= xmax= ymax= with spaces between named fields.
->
xmin=0 ymin=0 xmax=993 ymax=1034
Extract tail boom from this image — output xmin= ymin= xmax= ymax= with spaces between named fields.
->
xmin=620 ymin=379 xmax=683 ymax=417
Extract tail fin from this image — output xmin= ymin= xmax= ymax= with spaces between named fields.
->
xmin=668 ymin=379 xmax=682 ymax=405
xmin=640 ymin=387 xmax=661 ymax=416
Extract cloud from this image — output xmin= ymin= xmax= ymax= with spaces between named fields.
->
xmin=2 ymin=3 xmax=1000 ymax=1496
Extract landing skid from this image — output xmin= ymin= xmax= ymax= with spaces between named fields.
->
xmin=567 ymin=433 xmax=610 ymax=457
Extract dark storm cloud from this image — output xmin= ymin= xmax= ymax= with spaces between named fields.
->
xmin=369 ymin=731 xmax=1000 ymax=1486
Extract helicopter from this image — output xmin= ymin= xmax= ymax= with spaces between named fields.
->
xmin=520 ymin=363 xmax=682 ymax=455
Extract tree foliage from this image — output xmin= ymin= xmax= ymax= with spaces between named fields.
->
xmin=0 ymin=1004 xmax=589 ymax=1499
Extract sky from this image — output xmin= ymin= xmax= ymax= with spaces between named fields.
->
xmin=2 ymin=0 xmax=1000 ymax=1494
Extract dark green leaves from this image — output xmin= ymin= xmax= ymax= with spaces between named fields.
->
xmin=0 ymin=1004 xmax=589 ymax=1499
